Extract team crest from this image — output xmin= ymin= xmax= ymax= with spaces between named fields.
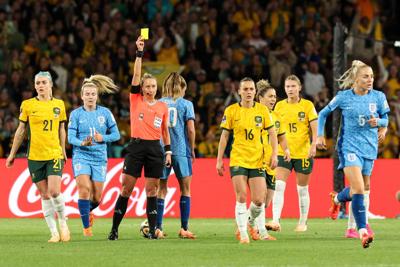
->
xmin=298 ymin=111 xmax=306 ymax=122
xmin=369 ymin=103 xmax=377 ymax=113
xmin=255 ymin=116 xmax=262 ymax=127
xmin=74 ymin=163 xmax=82 ymax=171
xmin=53 ymin=107 xmax=60 ymax=118
xmin=97 ymin=116 xmax=105 ymax=125
xmin=275 ymin=121 xmax=280 ymax=129
xmin=139 ymin=113 xmax=144 ymax=120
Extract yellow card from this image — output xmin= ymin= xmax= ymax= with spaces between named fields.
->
xmin=141 ymin=28 xmax=149 ymax=40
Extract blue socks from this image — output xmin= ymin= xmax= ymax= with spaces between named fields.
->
xmin=156 ymin=198 xmax=165 ymax=230
xmin=180 ymin=196 xmax=191 ymax=230
xmin=352 ymin=194 xmax=366 ymax=230
xmin=337 ymin=187 xmax=352 ymax=202
xmin=78 ymin=199 xmax=90 ymax=228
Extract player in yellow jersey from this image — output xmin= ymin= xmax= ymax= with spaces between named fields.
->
xmin=216 ymin=77 xmax=279 ymax=244
xmin=5 ymin=71 xmax=70 ymax=243
xmin=254 ymin=79 xmax=290 ymax=234
xmin=269 ymin=75 xmax=318 ymax=232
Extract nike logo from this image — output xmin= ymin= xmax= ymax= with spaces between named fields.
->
xmin=32 ymin=111 xmax=37 ymax=114
xmin=79 ymin=120 xmax=86 ymax=123
xmin=235 ymin=119 xmax=240 ymax=121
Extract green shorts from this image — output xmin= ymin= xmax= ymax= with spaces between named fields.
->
xmin=277 ymin=156 xmax=313 ymax=174
xmin=266 ymin=172 xmax=276 ymax=190
xmin=28 ymin=159 xmax=64 ymax=183
xmin=230 ymin=166 xmax=266 ymax=179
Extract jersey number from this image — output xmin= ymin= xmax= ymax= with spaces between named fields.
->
xmin=245 ymin=129 xmax=254 ymax=140
xmin=168 ymin=107 xmax=177 ymax=128
xmin=358 ymin=115 xmax=366 ymax=126
xmin=289 ymin=123 xmax=297 ymax=133
xmin=302 ymin=159 xmax=310 ymax=168
xmin=43 ymin=120 xmax=53 ymax=131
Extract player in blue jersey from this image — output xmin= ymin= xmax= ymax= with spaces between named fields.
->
xmin=68 ymin=75 xmax=120 ymax=236
xmin=317 ymin=60 xmax=390 ymax=248
xmin=156 ymin=72 xmax=196 ymax=239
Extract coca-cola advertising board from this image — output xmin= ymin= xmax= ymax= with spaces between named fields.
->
xmin=0 ymin=159 xmax=399 ymax=218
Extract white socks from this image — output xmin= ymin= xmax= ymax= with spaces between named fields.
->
xmin=51 ymin=194 xmax=67 ymax=228
xmin=272 ymin=180 xmax=286 ymax=223
xmin=41 ymin=199 xmax=58 ymax=235
xmin=235 ymin=202 xmax=248 ymax=239
xmin=348 ymin=191 xmax=370 ymax=229
xmin=248 ymin=202 xmax=263 ymax=226
xmin=297 ymin=185 xmax=310 ymax=225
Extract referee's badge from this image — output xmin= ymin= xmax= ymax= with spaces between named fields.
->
xmin=369 ymin=103 xmax=377 ymax=113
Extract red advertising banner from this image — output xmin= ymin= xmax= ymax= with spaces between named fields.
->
xmin=0 ymin=159 xmax=399 ymax=218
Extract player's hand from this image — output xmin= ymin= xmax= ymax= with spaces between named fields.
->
xmin=378 ymin=127 xmax=387 ymax=144
xmin=283 ymin=148 xmax=291 ymax=162
xmin=136 ymin=36 xmax=145 ymax=51
xmin=308 ymin=143 xmax=317 ymax=158
xmin=316 ymin=136 xmax=326 ymax=150
xmin=191 ymin=149 xmax=196 ymax=164
xmin=81 ymin=136 xmax=93 ymax=146
xmin=367 ymin=114 xmax=378 ymax=127
xmin=5 ymin=155 xmax=15 ymax=168
xmin=165 ymin=153 xmax=172 ymax=168
xmin=216 ymin=159 xmax=224 ymax=176
xmin=93 ymin=130 xmax=103 ymax=142
xmin=270 ymin=153 xmax=278 ymax=170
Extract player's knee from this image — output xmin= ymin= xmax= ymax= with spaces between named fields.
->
xmin=145 ymin=185 xmax=158 ymax=197
xmin=121 ymin=186 xmax=133 ymax=198
xmin=236 ymin=193 xmax=247 ymax=203
xmin=252 ymin=199 xmax=263 ymax=207
xmin=49 ymin=190 xmax=60 ymax=198
xmin=158 ymin=186 xmax=168 ymax=198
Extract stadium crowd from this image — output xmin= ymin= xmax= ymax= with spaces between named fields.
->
xmin=0 ymin=0 xmax=399 ymax=159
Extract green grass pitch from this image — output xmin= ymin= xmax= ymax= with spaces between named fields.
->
xmin=0 ymin=218 xmax=399 ymax=267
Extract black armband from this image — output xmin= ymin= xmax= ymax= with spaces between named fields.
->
xmin=136 ymin=50 xmax=144 ymax=58
xmin=131 ymin=85 xmax=140 ymax=94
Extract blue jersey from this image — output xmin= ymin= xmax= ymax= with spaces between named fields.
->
xmin=319 ymin=89 xmax=390 ymax=160
xmin=68 ymin=105 xmax=120 ymax=163
xmin=159 ymin=97 xmax=195 ymax=157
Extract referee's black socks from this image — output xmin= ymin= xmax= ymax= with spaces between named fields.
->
xmin=147 ymin=196 xmax=157 ymax=236
xmin=111 ymin=195 xmax=129 ymax=231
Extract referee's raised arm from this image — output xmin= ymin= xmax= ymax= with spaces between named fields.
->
xmin=131 ymin=36 xmax=145 ymax=88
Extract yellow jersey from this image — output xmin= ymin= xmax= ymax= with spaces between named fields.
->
xmin=19 ymin=97 xmax=67 ymax=160
xmin=274 ymin=98 xmax=318 ymax=159
xmin=263 ymin=110 xmax=285 ymax=175
xmin=220 ymin=102 xmax=273 ymax=169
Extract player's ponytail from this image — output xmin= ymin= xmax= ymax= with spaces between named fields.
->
xmin=82 ymin=74 xmax=119 ymax=95
xmin=337 ymin=60 xmax=369 ymax=89
xmin=162 ymin=72 xmax=186 ymax=100
xmin=256 ymin=79 xmax=274 ymax=101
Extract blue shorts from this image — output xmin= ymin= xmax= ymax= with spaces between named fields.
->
xmin=161 ymin=155 xmax=192 ymax=179
xmin=72 ymin=160 xmax=107 ymax=182
xmin=338 ymin=152 xmax=374 ymax=176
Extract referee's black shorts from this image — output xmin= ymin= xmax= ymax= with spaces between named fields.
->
xmin=122 ymin=138 xmax=164 ymax=178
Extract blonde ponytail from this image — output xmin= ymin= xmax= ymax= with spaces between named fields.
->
xmin=337 ymin=60 xmax=369 ymax=89
xmin=162 ymin=72 xmax=187 ymax=100
xmin=256 ymin=79 xmax=274 ymax=101
xmin=82 ymin=74 xmax=119 ymax=95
